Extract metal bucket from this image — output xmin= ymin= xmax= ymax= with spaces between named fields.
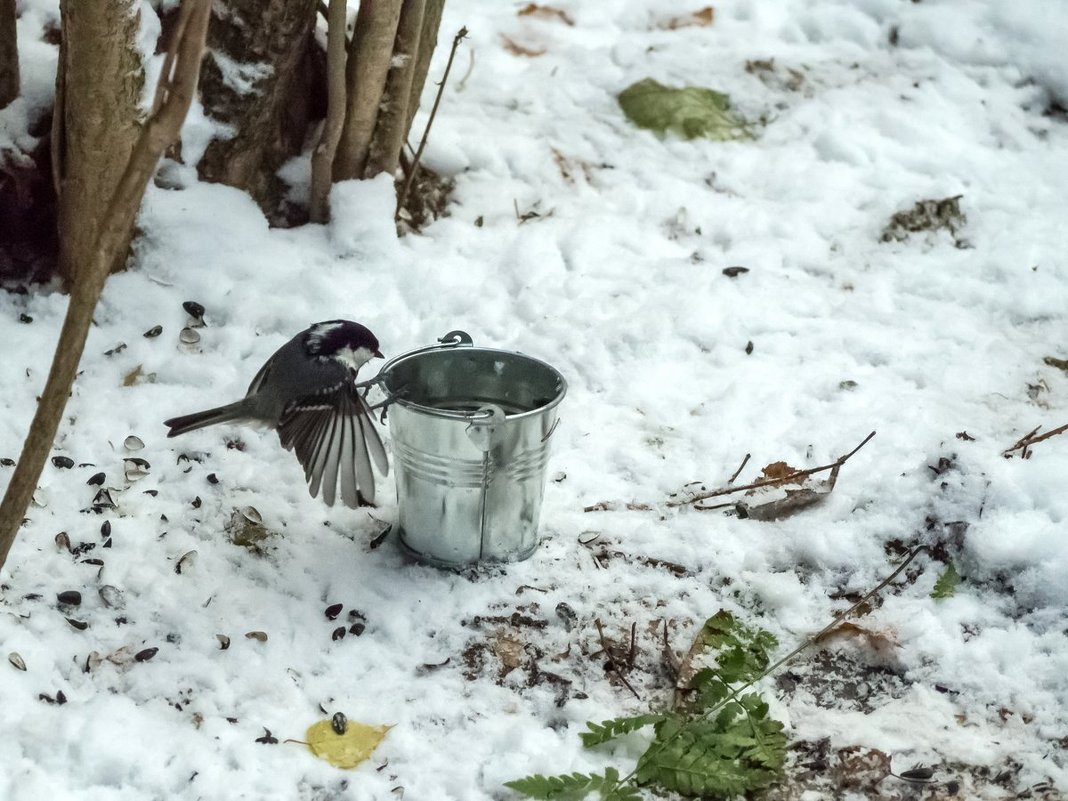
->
xmin=376 ymin=332 xmax=566 ymax=566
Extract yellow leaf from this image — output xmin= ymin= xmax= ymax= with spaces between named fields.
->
xmin=305 ymin=717 xmax=391 ymax=769
xmin=660 ymin=7 xmax=715 ymax=30
xmin=123 ymin=364 xmax=143 ymax=387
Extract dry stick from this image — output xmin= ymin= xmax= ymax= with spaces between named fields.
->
xmin=395 ymin=26 xmax=468 ymax=219
xmin=0 ymin=0 xmax=211 ymax=574
xmin=621 ymin=545 xmax=928 ymax=789
xmin=308 ymin=0 xmax=348 ymax=224
xmin=1003 ymin=421 xmax=1068 ymax=458
xmin=727 ymin=453 xmax=751 ymax=485
xmin=667 ymin=430 xmax=876 ymax=508
xmin=595 ymin=619 xmax=641 ymax=700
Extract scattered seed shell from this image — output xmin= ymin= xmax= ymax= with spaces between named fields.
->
xmin=87 ymin=472 xmax=106 ymax=486
xmin=55 ymin=532 xmax=71 ymax=551
xmin=8 ymin=652 xmax=27 ymax=671
xmin=207 ymin=472 xmax=219 ymax=485
xmin=143 ymin=325 xmax=163 ymax=338
xmin=57 ymin=590 xmax=82 ymax=606
xmin=98 ymin=585 xmax=124 ymax=608
xmin=101 ymin=520 xmax=112 ymax=538
xmin=135 ymin=647 xmax=158 ymax=662
xmin=349 ymin=622 xmax=366 ymax=636
xmin=51 ymin=456 xmax=74 ymax=469
xmin=555 ymin=602 xmax=578 ymax=630
xmin=331 ymin=626 xmax=346 ymax=641
xmin=578 ymin=530 xmax=601 ymax=544
xmin=124 ymin=435 xmax=145 ymax=451
xmin=216 ymin=634 xmax=230 ymax=650
xmin=325 ymin=603 xmax=343 ymax=620
xmin=103 ymin=538 xmax=112 ymax=549
xmin=175 ymin=550 xmax=198 ymax=574
xmin=104 ymin=342 xmax=127 ymax=357
xmin=179 ymin=327 xmax=201 ymax=345
xmin=0 ymin=457 xmax=14 ymax=467
xmin=66 ymin=618 xmax=88 ymax=631
xmin=19 ymin=313 xmax=32 ymax=323
xmin=245 ymin=631 xmax=268 ymax=642
xmin=31 ymin=490 xmax=48 ymax=508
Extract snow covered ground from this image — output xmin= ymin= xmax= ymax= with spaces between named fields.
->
xmin=2 ymin=1 xmax=1068 ymax=799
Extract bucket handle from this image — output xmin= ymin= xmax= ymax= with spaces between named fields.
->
xmin=356 ymin=330 xmax=494 ymax=420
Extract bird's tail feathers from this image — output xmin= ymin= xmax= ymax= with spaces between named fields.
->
xmin=164 ymin=401 xmax=248 ymax=438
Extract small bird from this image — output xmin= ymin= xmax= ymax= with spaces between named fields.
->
xmin=164 ymin=320 xmax=389 ymax=508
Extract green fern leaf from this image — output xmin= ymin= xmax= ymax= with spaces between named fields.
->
xmin=581 ymin=715 xmax=663 ymax=748
xmin=931 ymin=561 xmax=961 ymax=599
xmin=504 ymin=771 xmax=621 ymax=800
xmin=697 ymin=611 xmax=778 ymax=685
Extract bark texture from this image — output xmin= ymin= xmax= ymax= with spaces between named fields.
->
xmin=308 ymin=0 xmax=347 ymax=224
xmin=196 ymin=0 xmax=319 ymax=218
xmin=333 ymin=0 xmax=402 ymax=181
xmin=0 ymin=0 xmax=17 ymax=109
xmin=54 ymin=0 xmax=144 ymax=288
xmin=403 ymin=0 xmax=446 ymax=137
xmin=0 ymin=0 xmax=211 ymax=575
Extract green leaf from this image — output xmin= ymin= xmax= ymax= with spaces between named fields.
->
xmin=931 ymin=561 xmax=961 ymax=599
xmin=504 ymin=771 xmax=622 ymax=800
xmin=617 ymin=79 xmax=753 ymax=141
xmin=581 ymin=715 xmax=663 ymax=748
xmin=695 ymin=610 xmax=777 ymax=685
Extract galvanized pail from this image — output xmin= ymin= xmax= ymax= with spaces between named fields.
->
xmin=376 ymin=332 xmax=566 ymax=566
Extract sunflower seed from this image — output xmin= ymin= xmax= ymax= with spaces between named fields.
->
xmin=104 ymin=342 xmax=127 ymax=356
xmin=216 ymin=634 xmax=230 ymax=650
xmin=183 ymin=301 xmax=205 ymax=323
xmin=66 ymin=618 xmax=88 ymax=631
xmin=51 ymin=456 xmax=74 ymax=469
xmin=55 ymin=532 xmax=71 ymax=551
xmin=31 ymin=490 xmax=48 ymax=508
xmin=124 ymin=435 xmax=145 ymax=451
xmin=0 ymin=457 xmax=14 ymax=466
xmin=143 ymin=325 xmax=163 ymax=338
xmin=87 ymin=472 xmax=106 ymax=486
xmin=245 ymin=631 xmax=268 ymax=642
xmin=101 ymin=520 xmax=111 ymax=538
xmin=8 ymin=652 xmax=27 ymax=671
xmin=57 ymin=590 xmax=82 ymax=606
xmin=325 ymin=603 xmax=343 ymax=620
xmin=348 ymin=622 xmax=365 ymax=636
xmin=135 ymin=647 xmax=158 ymax=662
xmin=331 ymin=712 xmax=348 ymax=735
xmin=179 ymin=327 xmax=201 ymax=345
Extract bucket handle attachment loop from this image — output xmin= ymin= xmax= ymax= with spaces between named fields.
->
xmin=465 ymin=404 xmax=507 ymax=452
xmin=355 ymin=330 xmax=475 ymax=409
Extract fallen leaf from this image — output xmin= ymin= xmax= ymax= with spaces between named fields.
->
xmin=758 ymin=461 xmax=804 ymax=484
xmin=123 ymin=365 xmax=143 ymax=387
xmin=500 ymin=34 xmax=546 ymax=57
xmin=659 ymin=6 xmax=714 ymax=30
xmin=492 ymin=632 xmax=526 ymax=677
xmin=306 ymin=717 xmax=391 ymax=769
xmin=832 ymin=746 xmax=890 ymax=790
xmin=618 ymin=79 xmax=752 ymax=141
xmin=815 ymin=621 xmax=898 ymax=657
xmin=517 ymin=3 xmax=574 ymax=25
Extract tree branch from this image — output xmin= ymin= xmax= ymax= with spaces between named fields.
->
xmin=0 ymin=0 xmax=211 ymax=574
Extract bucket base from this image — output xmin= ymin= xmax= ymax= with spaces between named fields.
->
xmin=397 ymin=527 xmax=539 ymax=568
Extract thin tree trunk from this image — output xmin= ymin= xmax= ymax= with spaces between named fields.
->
xmin=0 ymin=0 xmax=18 ymax=109
xmin=332 ymin=0 xmax=402 ymax=181
xmin=0 ymin=0 xmax=212 ymax=575
xmin=403 ymin=0 xmax=445 ymax=138
xmin=308 ymin=0 xmax=347 ymax=223
xmin=365 ymin=0 xmax=426 ymax=178
xmin=54 ymin=0 xmax=144 ymax=288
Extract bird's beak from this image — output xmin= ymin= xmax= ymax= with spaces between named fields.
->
xmin=374 ymin=349 xmax=384 ymax=359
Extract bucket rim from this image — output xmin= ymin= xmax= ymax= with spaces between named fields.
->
xmin=376 ymin=344 xmax=568 ymax=422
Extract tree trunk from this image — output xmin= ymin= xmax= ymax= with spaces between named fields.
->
xmin=54 ymin=0 xmax=144 ymax=288
xmin=0 ymin=0 xmax=17 ymax=109
xmin=333 ymin=0 xmax=402 ymax=181
xmin=364 ymin=0 xmax=425 ymax=178
xmin=196 ymin=0 xmax=318 ymax=221
xmin=403 ymin=0 xmax=445 ymax=137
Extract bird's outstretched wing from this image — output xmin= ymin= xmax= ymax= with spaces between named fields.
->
xmin=276 ymin=381 xmax=388 ymax=508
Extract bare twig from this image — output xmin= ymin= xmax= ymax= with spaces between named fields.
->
xmin=667 ymin=431 xmax=876 ymax=508
xmin=456 ymin=47 xmax=475 ymax=92
xmin=1002 ymin=422 xmax=1068 ymax=459
xmin=395 ymin=26 xmax=467 ymax=218
xmin=727 ymin=453 xmax=751 ymax=485
xmin=308 ymin=0 xmax=348 ymax=223
xmin=594 ymin=619 xmax=640 ymax=700
xmin=0 ymin=0 xmax=211 ymax=573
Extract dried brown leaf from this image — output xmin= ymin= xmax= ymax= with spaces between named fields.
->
xmin=517 ymin=3 xmax=575 ymax=25
xmin=759 ymin=461 xmax=804 ymax=484
xmin=659 ymin=6 xmax=715 ymax=30
xmin=831 ymin=746 xmax=891 ymax=790
xmin=500 ymin=34 xmax=546 ymax=57
xmin=123 ymin=364 xmax=143 ymax=387
xmin=815 ymin=621 xmax=898 ymax=657
xmin=492 ymin=632 xmax=525 ymax=677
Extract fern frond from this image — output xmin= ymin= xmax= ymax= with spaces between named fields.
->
xmin=580 ymin=715 xmax=663 ymax=748
xmin=504 ymin=770 xmax=623 ymax=800
xmin=931 ymin=561 xmax=961 ymax=599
